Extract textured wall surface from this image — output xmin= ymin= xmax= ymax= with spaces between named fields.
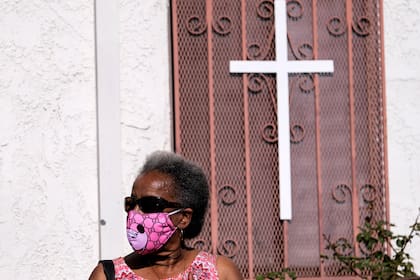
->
xmin=384 ymin=0 xmax=420 ymax=270
xmin=118 ymin=0 xmax=172 ymax=255
xmin=0 ymin=1 xmax=98 ymax=279
xmin=119 ymin=0 xmax=172 ymax=196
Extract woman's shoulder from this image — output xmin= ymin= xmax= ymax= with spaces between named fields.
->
xmin=215 ymin=254 xmax=243 ymax=280
xmin=193 ymin=250 xmax=216 ymax=262
xmin=191 ymin=251 xmax=242 ymax=280
xmin=88 ymin=262 xmax=107 ymax=280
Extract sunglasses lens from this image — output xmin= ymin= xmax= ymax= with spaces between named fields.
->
xmin=124 ymin=196 xmax=181 ymax=213
xmin=139 ymin=197 xmax=164 ymax=213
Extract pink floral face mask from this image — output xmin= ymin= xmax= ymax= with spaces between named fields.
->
xmin=126 ymin=209 xmax=182 ymax=255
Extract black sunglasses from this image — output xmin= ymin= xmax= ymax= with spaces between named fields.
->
xmin=124 ymin=196 xmax=182 ymax=213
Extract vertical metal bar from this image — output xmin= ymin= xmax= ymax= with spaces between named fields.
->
xmin=364 ymin=1 xmax=385 ymax=227
xmin=280 ymin=0 xmax=290 ymax=268
xmin=283 ymin=222 xmax=289 ymax=268
xmin=171 ymin=0 xmax=182 ymax=152
xmin=378 ymin=0 xmax=390 ymax=255
xmin=311 ymin=0 xmax=325 ymax=277
xmin=95 ymin=0 xmax=125 ymax=259
xmin=346 ymin=0 xmax=361 ymax=256
xmin=240 ymin=0 xmax=255 ymax=277
xmin=206 ymin=0 xmax=219 ymax=255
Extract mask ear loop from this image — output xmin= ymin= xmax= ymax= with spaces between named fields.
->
xmin=168 ymin=209 xmax=185 ymax=242
xmin=168 ymin=208 xmax=183 ymax=216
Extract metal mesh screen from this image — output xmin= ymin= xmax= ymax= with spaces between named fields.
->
xmin=171 ymin=0 xmax=387 ymax=279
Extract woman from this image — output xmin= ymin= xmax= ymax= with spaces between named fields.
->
xmin=89 ymin=151 xmax=242 ymax=280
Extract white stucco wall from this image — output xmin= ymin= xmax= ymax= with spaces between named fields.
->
xmin=119 ymin=0 xmax=172 ymax=255
xmin=119 ymin=0 xmax=172 ymax=200
xmin=384 ymin=0 xmax=420 ymax=271
xmin=0 ymin=0 xmax=419 ymax=279
xmin=0 ymin=1 xmax=98 ymax=279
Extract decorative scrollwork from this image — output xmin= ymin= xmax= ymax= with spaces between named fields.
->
xmin=298 ymin=74 xmax=315 ymax=93
xmin=248 ymin=74 xmax=279 ymax=144
xmin=296 ymin=43 xmax=314 ymax=60
xmin=262 ymin=123 xmax=278 ymax=143
xmin=352 ymin=16 xmax=370 ymax=37
xmin=332 ymin=184 xmax=352 ymax=204
xmin=289 ymin=75 xmax=314 ymax=109
xmin=334 ymin=237 xmax=354 ymax=256
xmin=191 ymin=239 xmax=210 ymax=251
xmin=248 ymin=73 xmax=269 ymax=93
xmin=218 ymin=185 xmax=237 ymax=205
xmin=360 ymin=184 xmax=377 ymax=203
xmin=327 ymin=16 xmax=371 ymax=37
xmin=257 ymin=0 xmax=274 ymax=20
xmin=186 ymin=16 xmax=207 ymax=36
xmin=287 ymin=0 xmax=304 ymax=20
xmin=247 ymin=27 xmax=275 ymax=60
xmin=247 ymin=43 xmax=264 ymax=60
xmin=248 ymin=0 xmax=277 ymax=60
xmin=327 ymin=17 xmax=346 ymax=37
xmin=212 ymin=16 xmax=232 ymax=35
xmin=217 ymin=239 xmax=239 ymax=258
xmin=290 ymin=123 xmax=305 ymax=143
xmin=288 ymin=35 xmax=314 ymax=60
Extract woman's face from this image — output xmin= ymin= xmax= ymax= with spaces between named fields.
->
xmin=131 ymin=170 xmax=180 ymax=213
xmin=126 ymin=170 xmax=186 ymax=254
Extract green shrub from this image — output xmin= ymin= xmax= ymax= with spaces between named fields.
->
xmin=322 ymin=209 xmax=420 ymax=279
xmin=256 ymin=209 xmax=420 ymax=280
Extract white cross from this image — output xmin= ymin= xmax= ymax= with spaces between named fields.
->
xmin=230 ymin=0 xmax=334 ymax=220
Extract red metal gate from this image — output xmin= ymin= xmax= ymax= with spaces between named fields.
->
xmin=171 ymin=0 xmax=388 ymax=279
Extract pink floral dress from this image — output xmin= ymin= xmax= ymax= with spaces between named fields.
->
xmin=113 ymin=251 xmax=219 ymax=280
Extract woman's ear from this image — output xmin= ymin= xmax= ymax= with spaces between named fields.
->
xmin=177 ymin=208 xmax=193 ymax=229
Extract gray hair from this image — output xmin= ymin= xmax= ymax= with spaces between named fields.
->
xmin=138 ymin=150 xmax=209 ymax=238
